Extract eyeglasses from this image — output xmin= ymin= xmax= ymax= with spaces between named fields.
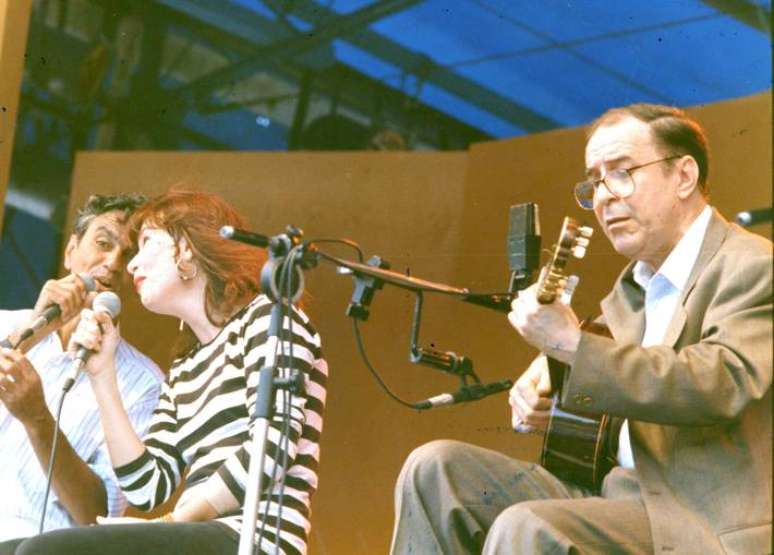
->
xmin=573 ymin=155 xmax=681 ymax=210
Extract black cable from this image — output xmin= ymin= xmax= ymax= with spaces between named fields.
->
xmin=272 ymin=253 xmax=296 ymax=555
xmin=314 ymin=241 xmax=494 ymax=411
xmin=255 ymin=304 xmax=285 ymax=554
xmin=270 ymin=252 xmax=295 ymax=555
xmin=255 ymin=280 xmax=286 ymax=553
xmin=273 ymin=391 xmax=292 ymax=555
xmin=351 ymin=319 xmax=419 ymax=409
xmin=312 ymin=238 xmax=429 ymax=409
xmin=273 ymin=244 xmax=310 ymax=554
xmin=256 ymin=244 xmax=304 ymax=554
xmin=38 ymin=389 xmax=67 ymax=534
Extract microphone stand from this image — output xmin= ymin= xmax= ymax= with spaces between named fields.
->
xmin=226 ymin=228 xmax=516 ymax=552
xmin=230 ymin=226 xmax=313 ymax=555
xmin=322 ymin=252 xmax=516 ymax=313
xmin=323 ymin=251 xmax=514 ymax=409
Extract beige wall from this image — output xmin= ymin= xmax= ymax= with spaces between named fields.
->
xmin=66 ymin=92 xmax=771 ymax=554
xmin=0 ymin=0 xmax=32 ymax=235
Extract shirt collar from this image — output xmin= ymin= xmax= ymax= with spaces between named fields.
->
xmin=632 ymin=205 xmax=712 ymax=292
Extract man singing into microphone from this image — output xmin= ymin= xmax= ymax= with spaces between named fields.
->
xmin=0 ymin=194 xmax=163 ymax=542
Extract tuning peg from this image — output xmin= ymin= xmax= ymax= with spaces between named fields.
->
xmin=560 ymin=275 xmax=580 ymax=304
xmin=579 ymin=226 xmax=594 ymax=238
xmin=575 ymin=237 xmax=590 ymax=248
xmin=572 ymin=245 xmax=587 ymax=258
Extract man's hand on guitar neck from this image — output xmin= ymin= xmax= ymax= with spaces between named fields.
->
xmin=508 ymin=282 xmax=582 ymax=365
xmin=509 ymin=356 xmax=552 ymax=434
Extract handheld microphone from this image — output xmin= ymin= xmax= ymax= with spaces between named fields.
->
xmin=11 ymin=274 xmax=97 ymax=348
xmin=414 ymin=379 xmax=513 ymax=410
xmin=62 ymin=291 xmax=121 ymax=393
xmin=736 ymin=207 xmax=771 ymax=227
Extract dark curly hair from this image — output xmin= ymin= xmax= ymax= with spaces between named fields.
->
xmin=73 ymin=193 xmax=148 ymax=238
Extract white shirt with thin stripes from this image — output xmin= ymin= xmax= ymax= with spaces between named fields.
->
xmin=617 ymin=205 xmax=712 ymax=468
xmin=0 ymin=309 xmax=163 ymax=540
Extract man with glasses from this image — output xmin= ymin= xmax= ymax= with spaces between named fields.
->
xmin=390 ymin=104 xmax=771 ymax=554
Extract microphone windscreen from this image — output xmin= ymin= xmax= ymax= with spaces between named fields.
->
xmin=93 ymin=292 xmax=121 ymax=319
xmin=78 ymin=274 xmax=97 ymax=292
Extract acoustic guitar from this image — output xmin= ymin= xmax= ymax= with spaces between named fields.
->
xmin=537 ymin=217 xmax=616 ymax=492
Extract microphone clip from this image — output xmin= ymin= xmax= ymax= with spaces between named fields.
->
xmin=408 ymin=291 xmax=477 ymax=379
xmin=409 ymin=346 xmax=473 ymax=377
xmin=344 ymin=256 xmax=390 ymax=322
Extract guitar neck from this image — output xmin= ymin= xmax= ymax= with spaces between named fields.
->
xmin=547 ymin=356 xmax=568 ymax=397
xmin=535 ymin=217 xmax=592 ymax=395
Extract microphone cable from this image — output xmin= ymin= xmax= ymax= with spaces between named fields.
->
xmin=38 ymin=389 xmax=67 ymax=534
xmin=256 ymin=243 xmax=307 ymax=555
xmin=37 ymin=291 xmax=119 ymax=534
xmin=310 ymin=238 xmax=420 ymax=409
xmin=351 ymin=318 xmax=420 ymax=409
xmin=273 ymin=247 xmax=301 ymax=555
xmin=314 ymin=240 xmax=434 ymax=410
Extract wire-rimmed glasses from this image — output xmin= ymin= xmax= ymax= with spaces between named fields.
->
xmin=573 ymin=155 xmax=681 ymax=210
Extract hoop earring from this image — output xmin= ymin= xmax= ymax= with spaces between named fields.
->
xmin=176 ymin=259 xmax=198 ymax=282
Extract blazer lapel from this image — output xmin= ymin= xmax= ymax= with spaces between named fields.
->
xmin=661 ymin=306 xmax=687 ymax=347
xmin=600 ymin=265 xmax=646 ymax=345
xmin=661 ymin=209 xmax=729 ymax=347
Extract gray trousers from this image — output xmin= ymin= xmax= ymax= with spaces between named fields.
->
xmin=390 ymin=440 xmax=653 ymax=555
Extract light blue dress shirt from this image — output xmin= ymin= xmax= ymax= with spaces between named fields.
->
xmin=617 ymin=205 xmax=713 ymax=469
xmin=0 ymin=309 xmax=163 ymax=540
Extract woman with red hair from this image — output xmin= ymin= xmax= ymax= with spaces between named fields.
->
xmin=8 ymin=190 xmax=327 ymax=555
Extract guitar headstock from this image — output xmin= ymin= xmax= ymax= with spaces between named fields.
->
xmin=536 ymin=217 xmax=593 ymax=304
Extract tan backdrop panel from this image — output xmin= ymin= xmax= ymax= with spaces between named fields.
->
xmin=66 ymin=92 xmax=770 ymax=554
xmin=0 ymin=0 xmax=33 ymax=235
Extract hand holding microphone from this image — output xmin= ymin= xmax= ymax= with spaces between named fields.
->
xmin=1 ymin=274 xmax=97 ymax=350
xmin=28 ymin=274 xmax=97 ymax=339
xmin=64 ymin=292 xmax=122 ymax=392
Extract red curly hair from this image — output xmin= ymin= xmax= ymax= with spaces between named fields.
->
xmin=128 ymin=189 xmax=266 ymax=327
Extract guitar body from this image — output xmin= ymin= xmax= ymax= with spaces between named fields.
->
xmin=531 ymin=217 xmax=614 ymax=491
xmin=540 ymin=322 xmax=615 ymax=491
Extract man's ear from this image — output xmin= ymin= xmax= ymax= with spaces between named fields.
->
xmin=63 ymin=234 xmax=78 ymax=272
xmin=675 ymin=155 xmax=701 ymax=200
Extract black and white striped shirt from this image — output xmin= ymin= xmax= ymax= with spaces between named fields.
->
xmin=115 ymin=295 xmax=327 ymax=554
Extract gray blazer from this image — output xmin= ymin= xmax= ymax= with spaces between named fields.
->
xmin=566 ymin=209 xmax=772 ymax=555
